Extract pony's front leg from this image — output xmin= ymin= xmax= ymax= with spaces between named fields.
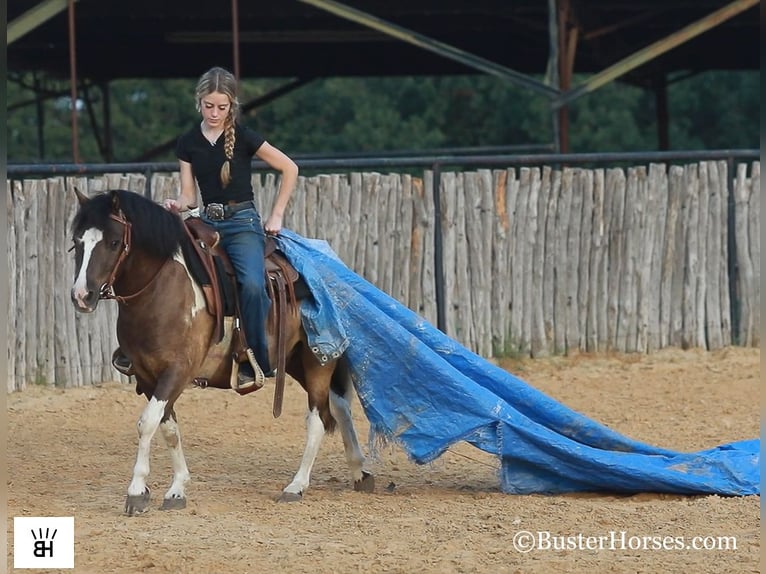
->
xmin=159 ymin=411 xmax=190 ymax=510
xmin=125 ymin=396 xmax=167 ymax=515
xmin=279 ymin=407 xmax=326 ymax=502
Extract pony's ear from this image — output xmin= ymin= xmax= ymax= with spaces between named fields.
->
xmin=74 ymin=186 xmax=90 ymax=205
xmin=110 ymin=190 xmax=121 ymax=213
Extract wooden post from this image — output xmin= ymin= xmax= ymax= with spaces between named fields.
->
xmin=511 ymin=169 xmax=531 ymax=353
xmin=553 ymin=168 xmax=573 ymax=353
xmin=577 ymin=169 xmax=594 ymax=352
xmin=542 ymin=169 xmax=561 ymax=353
xmin=531 ymin=167 xmax=551 ymax=357
xmin=606 ymin=168 xmax=626 ymax=350
xmin=590 ymin=169 xmax=607 ymax=352
xmin=565 ymin=168 xmax=584 ymax=352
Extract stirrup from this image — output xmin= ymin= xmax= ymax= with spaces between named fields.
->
xmin=112 ymin=348 xmax=135 ymax=376
xmin=230 ymin=349 xmax=266 ymax=393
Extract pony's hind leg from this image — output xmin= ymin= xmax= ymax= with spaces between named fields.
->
xmin=125 ymin=396 xmax=167 ymax=515
xmin=158 ymin=410 xmax=190 ymax=510
xmin=328 ymin=389 xmax=374 ymax=493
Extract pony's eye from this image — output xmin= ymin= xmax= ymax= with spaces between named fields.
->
xmin=110 ymin=239 xmax=121 ymax=249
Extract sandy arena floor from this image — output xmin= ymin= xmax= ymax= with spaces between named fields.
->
xmin=7 ymin=347 xmax=760 ymax=573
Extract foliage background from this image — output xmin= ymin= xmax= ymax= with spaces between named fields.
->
xmin=6 ymin=71 xmax=760 ymax=163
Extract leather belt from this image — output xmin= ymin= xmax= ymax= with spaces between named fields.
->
xmin=204 ymin=200 xmax=254 ymax=221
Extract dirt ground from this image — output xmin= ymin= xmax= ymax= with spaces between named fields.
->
xmin=6 ymin=347 xmax=760 ymax=574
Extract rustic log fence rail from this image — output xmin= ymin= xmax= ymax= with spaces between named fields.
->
xmin=7 ymin=155 xmax=759 ymax=391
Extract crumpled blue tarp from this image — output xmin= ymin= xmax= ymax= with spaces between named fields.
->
xmin=274 ymin=230 xmax=760 ymax=496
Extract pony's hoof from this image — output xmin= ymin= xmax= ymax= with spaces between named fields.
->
xmin=277 ymin=491 xmax=303 ymax=503
xmin=161 ymin=496 xmax=187 ymax=510
xmin=124 ymin=490 xmax=151 ymax=515
xmin=354 ymin=471 xmax=375 ymax=493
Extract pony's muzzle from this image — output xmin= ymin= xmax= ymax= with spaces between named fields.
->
xmin=71 ymin=286 xmax=99 ymax=313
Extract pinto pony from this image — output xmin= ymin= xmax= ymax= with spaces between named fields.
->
xmin=70 ymin=189 xmax=373 ymax=514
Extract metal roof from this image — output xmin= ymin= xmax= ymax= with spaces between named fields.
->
xmin=8 ymin=0 xmax=760 ymax=83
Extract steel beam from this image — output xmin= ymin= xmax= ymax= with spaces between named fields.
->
xmin=298 ymin=0 xmax=560 ymax=98
xmin=554 ymin=0 xmax=759 ymax=108
xmin=8 ymin=0 xmax=70 ymax=44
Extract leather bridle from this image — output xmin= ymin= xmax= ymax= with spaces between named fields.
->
xmin=97 ymin=210 xmax=168 ymax=305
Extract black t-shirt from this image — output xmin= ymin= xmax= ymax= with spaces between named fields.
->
xmin=176 ymin=123 xmax=265 ymax=205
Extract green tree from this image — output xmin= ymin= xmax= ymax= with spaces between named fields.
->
xmin=667 ymin=71 xmax=760 ymax=149
xmin=6 ymin=70 xmax=759 ymax=163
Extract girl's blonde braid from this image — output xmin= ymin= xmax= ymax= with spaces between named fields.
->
xmin=220 ymin=112 xmax=237 ymax=187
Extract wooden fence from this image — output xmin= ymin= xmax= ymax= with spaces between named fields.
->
xmin=6 ymin=161 xmax=760 ymax=391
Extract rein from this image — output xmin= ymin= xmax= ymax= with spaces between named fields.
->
xmin=99 ymin=210 xmax=169 ymax=305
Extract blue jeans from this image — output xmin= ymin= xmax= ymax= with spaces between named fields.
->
xmin=203 ymin=207 xmax=271 ymax=372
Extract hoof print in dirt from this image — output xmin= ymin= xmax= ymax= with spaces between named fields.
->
xmin=161 ymin=496 xmax=187 ymax=510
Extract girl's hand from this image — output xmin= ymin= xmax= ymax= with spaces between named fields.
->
xmin=264 ymin=213 xmax=283 ymax=236
xmin=162 ymin=198 xmax=180 ymax=212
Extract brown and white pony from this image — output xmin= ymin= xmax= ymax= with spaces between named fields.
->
xmin=70 ymin=189 xmax=373 ymax=514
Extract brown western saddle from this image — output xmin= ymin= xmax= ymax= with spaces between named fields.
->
xmin=183 ymin=217 xmax=298 ymax=417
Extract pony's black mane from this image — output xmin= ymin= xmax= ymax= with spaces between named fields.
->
xmin=72 ymin=189 xmax=185 ymax=260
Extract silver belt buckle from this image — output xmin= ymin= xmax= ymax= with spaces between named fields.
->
xmin=205 ymin=203 xmax=225 ymax=220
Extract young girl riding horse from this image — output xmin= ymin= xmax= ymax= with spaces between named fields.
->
xmin=115 ymin=66 xmax=298 ymax=389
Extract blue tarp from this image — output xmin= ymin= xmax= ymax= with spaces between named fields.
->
xmin=275 ymin=230 xmax=760 ymax=496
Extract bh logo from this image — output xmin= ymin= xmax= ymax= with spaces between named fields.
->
xmin=31 ymin=527 xmax=56 ymax=557
xmin=14 ymin=517 xmax=75 ymax=569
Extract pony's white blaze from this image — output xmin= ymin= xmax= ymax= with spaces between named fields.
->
xmin=174 ymin=251 xmax=206 ymax=322
xmin=71 ymin=227 xmax=103 ymax=308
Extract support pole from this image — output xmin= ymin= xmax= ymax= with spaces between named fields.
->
xmin=232 ymin=0 xmax=241 ymax=81
xmin=67 ymin=0 xmax=80 ymax=163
